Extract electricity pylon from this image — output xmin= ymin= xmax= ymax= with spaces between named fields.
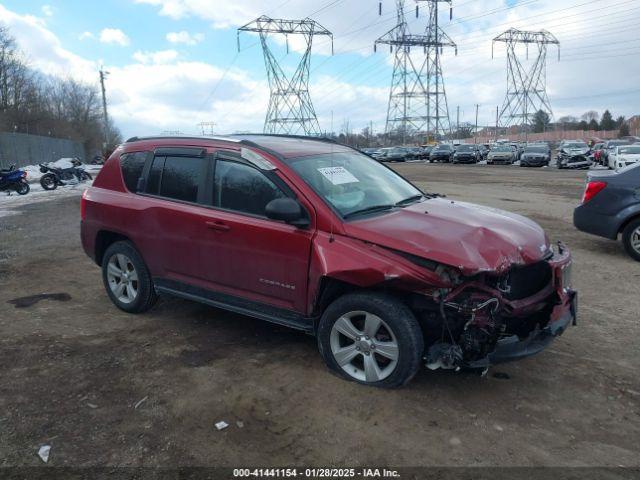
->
xmin=238 ymin=16 xmax=333 ymax=136
xmin=375 ymin=0 xmax=456 ymax=141
xmin=493 ymin=28 xmax=560 ymax=128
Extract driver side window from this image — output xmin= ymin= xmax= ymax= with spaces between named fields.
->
xmin=213 ymin=159 xmax=286 ymax=217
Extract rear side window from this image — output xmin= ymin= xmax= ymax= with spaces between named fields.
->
xmin=146 ymin=156 xmax=206 ymax=203
xmin=214 ymin=159 xmax=285 ymax=216
xmin=159 ymin=156 xmax=206 ymax=203
xmin=120 ymin=152 xmax=147 ymax=192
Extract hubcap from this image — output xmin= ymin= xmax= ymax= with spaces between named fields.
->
xmin=106 ymin=254 xmax=139 ymax=304
xmin=632 ymin=227 xmax=640 ymax=254
xmin=330 ymin=311 xmax=399 ymax=383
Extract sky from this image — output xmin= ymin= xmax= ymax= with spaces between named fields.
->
xmin=1 ymin=0 xmax=639 ymax=139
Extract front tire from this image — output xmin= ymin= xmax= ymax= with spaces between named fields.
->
xmin=317 ymin=292 xmax=424 ymax=388
xmin=622 ymin=218 xmax=640 ymax=262
xmin=40 ymin=173 xmax=57 ymax=190
xmin=16 ymin=180 xmax=30 ymax=195
xmin=102 ymin=241 xmax=157 ymax=313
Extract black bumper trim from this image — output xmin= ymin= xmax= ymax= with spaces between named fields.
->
xmin=466 ymin=292 xmax=577 ymax=368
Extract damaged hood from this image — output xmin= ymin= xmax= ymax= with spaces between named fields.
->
xmin=343 ymin=198 xmax=549 ymax=275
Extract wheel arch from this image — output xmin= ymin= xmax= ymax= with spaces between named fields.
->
xmin=617 ymin=211 xmax=640 ymax=238
xmin=94 ymin=230 xmax=135 ymax=266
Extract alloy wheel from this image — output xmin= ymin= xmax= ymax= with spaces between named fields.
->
xmin=329 ymin=311 xmax=399 ymax=383
xmin=106 ymin=253 xmax=139 ymax=304
xmin=632 ymin=227 xmax=640 ymax=254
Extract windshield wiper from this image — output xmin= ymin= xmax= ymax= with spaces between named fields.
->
xmin=395 ymin=194 xmax=424 ymax=206
xmin=343 ymin=204 xmax=395 ymax=219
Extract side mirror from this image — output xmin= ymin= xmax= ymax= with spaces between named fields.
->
xmin=266 ymin=198 xmax=309 ymax=228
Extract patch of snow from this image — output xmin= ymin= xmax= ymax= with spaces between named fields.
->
xmin=0 ymin=165 xmax=101 ymax=218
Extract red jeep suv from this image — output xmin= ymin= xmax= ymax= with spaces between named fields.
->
xmin=81 ymin=135 xmax=577 ymax=387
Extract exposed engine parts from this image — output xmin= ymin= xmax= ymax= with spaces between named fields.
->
xmin=419 ymin=262 xmax=560 ymax=370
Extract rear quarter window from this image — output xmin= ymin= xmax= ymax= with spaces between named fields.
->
xmin=120 ymin=152 xmax=147 ymax=192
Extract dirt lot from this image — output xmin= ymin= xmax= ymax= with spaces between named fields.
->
xmin=0 ymin=164 xmax=639 ymax=469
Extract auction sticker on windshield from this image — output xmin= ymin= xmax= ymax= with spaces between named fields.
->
xmin=318 ymin=166 xmax=359 ymax=185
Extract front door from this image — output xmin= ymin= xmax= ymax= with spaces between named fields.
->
xmin=197 ymin=152 xmax=314 ymax=314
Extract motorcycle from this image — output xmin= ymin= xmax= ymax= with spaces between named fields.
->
xmin=39 ymin=161 xmax=92 ymax=191
xmin=0 ymin=165 xmax=30 ymax=195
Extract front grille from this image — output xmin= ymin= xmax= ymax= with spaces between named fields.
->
xmin=502 ymin=261 xmax=552 ymax=300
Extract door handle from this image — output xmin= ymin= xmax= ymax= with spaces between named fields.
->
xmin=206 ymin=221 xmax=231 ymax=232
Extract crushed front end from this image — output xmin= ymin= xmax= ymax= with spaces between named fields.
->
xmin=410 ymin=243 xmax=577 ymax=370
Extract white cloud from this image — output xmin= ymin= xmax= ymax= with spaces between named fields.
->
xmin=99 ymin=28 xmax=130 ymax=46
xmin=2 ymin=1 xmax=640 ymax=138
xmin=166 ymin=30 xmax=204 ymax=45
xmin=132 ymin=49 xmax=179 ymax=64
xmin=0 ymin=4 xmax=96 ymax=81
xmin=41 ymin=5 xmax=54 ymax=17
xmin=79 ymin=31 xmax=95 ymax=41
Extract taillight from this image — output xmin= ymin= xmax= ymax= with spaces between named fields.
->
xmin=582 ymin=181 xmax=607 ymax=204
xmin=22 ymin=172 xmax=27 ymax=178
xmin=80 ymin=189 xmax=88 ymax=221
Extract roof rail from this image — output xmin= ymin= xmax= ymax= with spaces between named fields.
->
xmin=230 ymin=133 xmax=338 ymax=144
xmin=125 ymin=135 xmax=241 ymax=143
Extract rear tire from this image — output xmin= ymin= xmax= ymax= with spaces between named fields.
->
xmin=622 ymin=218 xmax=640 ymax=262
xmin=102 ymin=241 xmax=157 ymax=313
xmin=40 ymin=173 xmax=57 ymax=190
xmin=317 ymin=292 xmax=424 ymax=388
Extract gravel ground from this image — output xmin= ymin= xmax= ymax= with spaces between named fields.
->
xmin=0 ymin=163 xmax=638 ymax=470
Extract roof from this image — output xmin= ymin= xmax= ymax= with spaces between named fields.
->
xmin=125 ymin=134 xmax=353 ymax=159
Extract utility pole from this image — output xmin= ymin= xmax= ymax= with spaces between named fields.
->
xmin=198 ymin=122 xmax=217 ymax=136
xmin=99 ymin=68 xmax=110 ymax=153
xmin=375 ymin=0 xmax=456 ymax=140
xmin=495 ymin=106 xmax=499 ymax=142
xmin=456 ymin=106 xmax=460 ymax=142
xmin=238 ymin=16 xmax=333 ymax=136
xmin=493 ymin=28 xmax=560 ymax=132
xmin=474 ymin=104 xmax=479 ymax=144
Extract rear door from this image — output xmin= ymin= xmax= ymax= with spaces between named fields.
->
xmin=136 ymin=147 xmax=211 ymax=283
xmin=197 ymin=150 xmax=314 ymax=313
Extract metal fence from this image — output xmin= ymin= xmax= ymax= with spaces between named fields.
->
xmin=0 ymin=132 xmax=86 ymax=169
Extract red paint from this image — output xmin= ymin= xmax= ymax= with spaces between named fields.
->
xmin=82 ymin=136 xmax=573 ymax=320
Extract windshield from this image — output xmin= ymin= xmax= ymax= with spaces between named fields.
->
xmin=564 ymin=142 xmax=588 ymax=149
xmin=288 ymin=152 xmax=422 ymax=218
xmin=456 ymin=145 xmax=475 ymax=152
xmin=434 ymin=145 xmax=452 ymax=151
xmin=609 ymin=141 xmax=629 ymax=148
xmin=524 ymin=147 xmax=547 ymax=153
xmin=619 ymin=146 xmax=640 ymax=154
xmin=491 ymin=146 xmax=511 ymax=152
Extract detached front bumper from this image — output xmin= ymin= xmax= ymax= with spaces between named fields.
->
xmin=466 ymin=290 xmax=577 ymax=368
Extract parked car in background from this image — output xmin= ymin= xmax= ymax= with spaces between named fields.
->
xmin=421 ymin=145 xmax=434 ymax=158
xmin=574 ymin=162 xmax=640 ymax=261
xmin=429 ymin=144 xmax=454 ymax=163
xmin=487 ymin=145 xmax=514 ymax=165
xmin=405 ymin=147 xmax=427 ymax=160
xmin=520 ymin=145 xmax=551 ymax=167
xmin=360 ymin=148 xmax=379 ymax=158
xmin=591 ymin=143 xmax=605 ymax=165
xmin=374 ymin=147 xmax=408 ymax=162
xmin=609 ymin=145 xmax=640 ymax=171
xmin=602 ymin=139 xmax=630 ymax=166
xmin=451 ymin=144 xmax=480 ymax=164
xmin=478 ymin=144 xmax=489 ymax=161
xmin=557 ymin=141 xmax=591 ymax=169
xmin=81 ymin=134 xmax=577 ymax=387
